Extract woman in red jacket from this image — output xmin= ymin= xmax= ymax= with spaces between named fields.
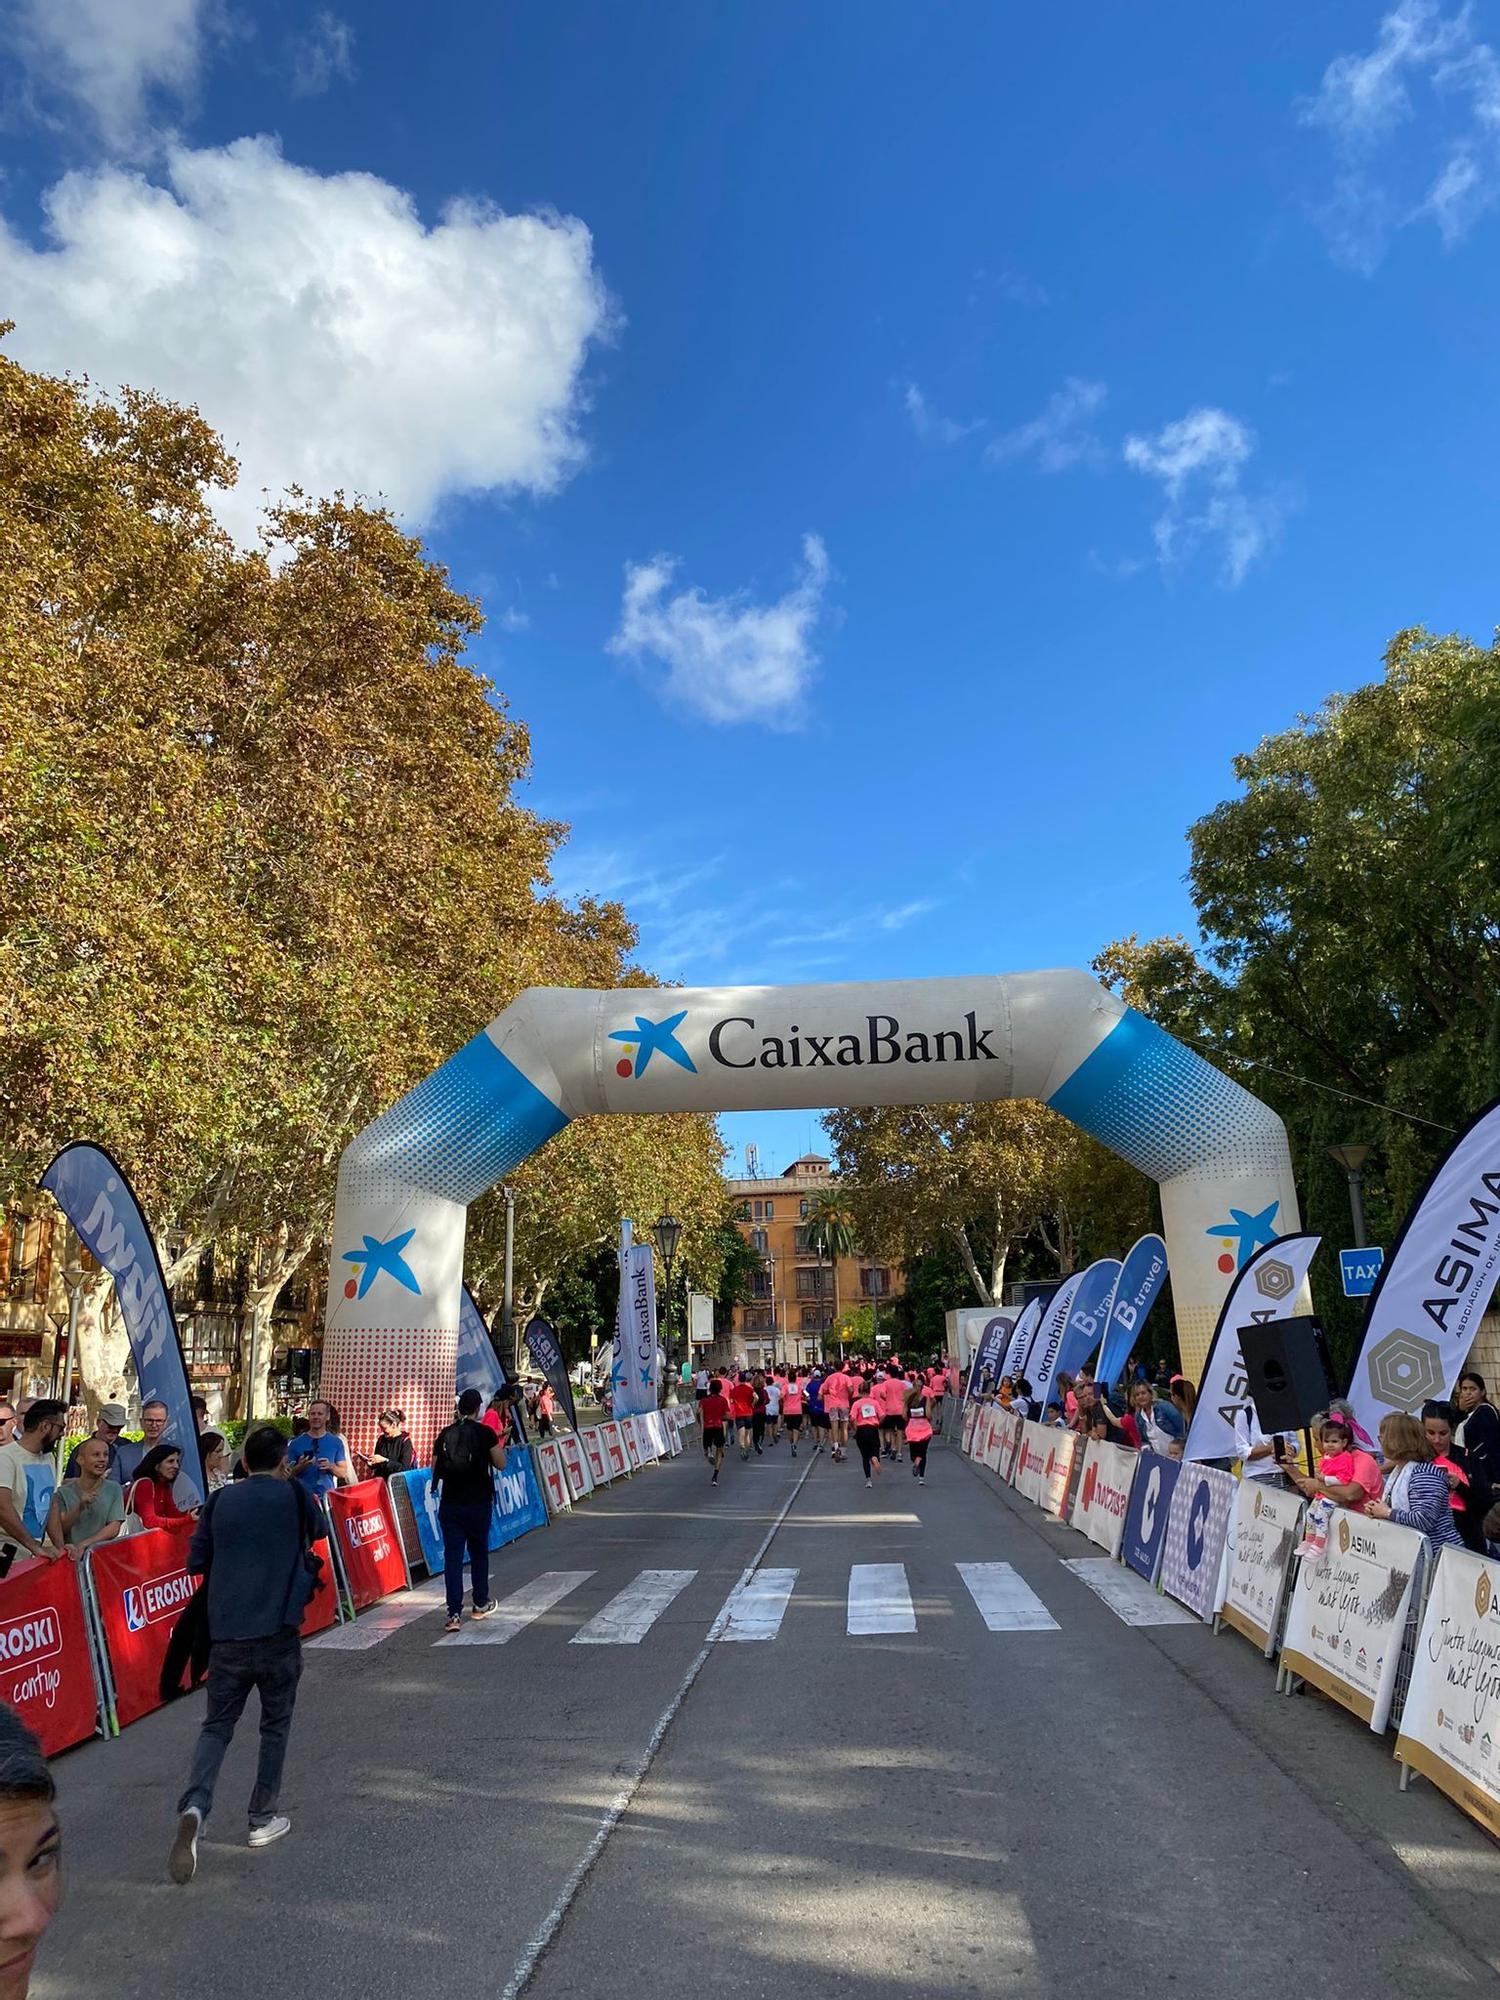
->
xmin=125 ymin=1444 xmax=198 ymax=1537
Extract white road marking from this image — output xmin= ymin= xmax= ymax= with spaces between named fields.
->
xmin=847 ymin=1562 xmax=916 ymax=1635
xmin=570 ymin=1568 xmax=697 ymax=1645
xmin=308 ymin=1580 xmax=445 ymax=1650
xmin=1060 ymin=1557 xmax=1197 ymax=1625
xmin=956 ymin=1561 xmax=1060 ymax=1631
xmin=714 ymin=1567 xmax=798 ymax=1641
xmin=436 ymin=1571 xmax=595 ymax=1647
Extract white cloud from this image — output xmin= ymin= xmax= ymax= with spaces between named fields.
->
xmin=7 ymin=0 xmax=210 ymax=151
xmin=289 ymin=10 xmax=356 ymax=98
xmin=499 ymin=606 xmax=532 ymax=633
xmin=997 ymin=269 xmax=1051 ymax=307
xmin=986 ymin=377 xmax=1107 ymax=472
xmin=0 ymin=137 xmax=613 ymax=542
xmin=903 ymin=382 xmax=981 ymax=445
xmin=1122 ymin=407 xmax=1281 ymax=587
xmin=608 ymin=535 xmax=830 ymax=726
xmin=1302 ymin=2 xmax=1500 ymax=268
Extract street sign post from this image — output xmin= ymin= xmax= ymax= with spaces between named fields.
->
xmin=1339 ymin=1246 xmax=1384 ymax=1297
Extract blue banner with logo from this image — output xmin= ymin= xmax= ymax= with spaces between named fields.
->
xmin=457 ymin=1286 xmax=527 ymax=1440
xmin=1121 ymin=1449 xmax=1180 ymax=1585
xmin=1094 ymin=1234 xmax=1169 ymax=1390
xmin=400 ymin=1455 xmax=547 ymax=1573
xmin=1053 ymin=1257 xmax=1121 ymax=1386
xmin=965 ymin=1312 xmax=1013 ymax=1399
xmin=1159 ymin=1460 xmax=1236 ymax=1620
xmin=524 ymin=1316 xmax=578 ymax=1431
xmin=40 ymin=1143 xmax=201 ymax=1503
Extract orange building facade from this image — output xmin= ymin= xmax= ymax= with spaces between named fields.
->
xmin=726 ymin=1154 xmax=903 ymax=1370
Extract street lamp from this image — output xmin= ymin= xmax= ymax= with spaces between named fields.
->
xmin=1327 ymin=1144 xmax=1371 ymax=1249
xmin=652 ymin=1212 xmax=681 ymax=1403
xmin=60 ymin=1254 xmax=86 ymax=1417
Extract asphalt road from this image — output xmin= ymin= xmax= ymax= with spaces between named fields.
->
xmin=37 ymin=1427 xmax=1500 ymax=1998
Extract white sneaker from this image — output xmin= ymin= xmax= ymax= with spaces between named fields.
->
xmin=169 ymin=1807 xmax=201 ymax=1884
xmin=471 ymin=1599 xmax=498 ymax=1619
xmin=248 ymin=1815 xmax=291 ymax=1849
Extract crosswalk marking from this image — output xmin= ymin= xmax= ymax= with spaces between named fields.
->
xmin=956 ymin=1561 xmax=1059 ymax=1631
xmin=715 ymin=1568 xmax=798 ymax=1642
xmin=436 ymin=1570 xmax=595 ymax=1647
xmin=847 ymin=1562 xmax=916 ymax=1635
xmin=571 ymin=1568 xmax=697 ymax=1645
xmin=309 ymin=1580 xmax=445 ymax=1650
xmin=1059 ymin=1558 xmax=1198 ymax=1625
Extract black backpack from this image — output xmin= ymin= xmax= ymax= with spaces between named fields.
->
xmin=442 ymin=1419 xmax=484 ymax=1475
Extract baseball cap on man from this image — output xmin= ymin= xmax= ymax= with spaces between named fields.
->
xmin=100 ymin=1403 xmax=128 ymax=1427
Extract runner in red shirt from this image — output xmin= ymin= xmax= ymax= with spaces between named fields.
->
xmin=699 ymin=1381 xmax=730 ymax=1486
xmin=728 ymin=1375 xmax=756 ymax=1460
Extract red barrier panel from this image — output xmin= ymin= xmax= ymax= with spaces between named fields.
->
xmin=89 ymin=1529 xmax=199 ymax=1729
xmin=301 ymin=1537 xmax=339 ymax=1636
xmin=325 ymin=1480 xmax=407 ymax=1611
xmin=0 ymin=1558 xmax=100 ymax=1756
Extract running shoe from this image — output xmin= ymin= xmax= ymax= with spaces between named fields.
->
xmin=248 ymin=1815 xmax=291 ymax=1849
xmin=865 ymin=1477 xmax=873 ymax=1487
xmin=444 ymin=1613 xmax=462 ymax=1633
xmin=168 ymin=1807 xmax=201 ymax=1884
xmin=472 ymin=1599 xmax=498 ymax=1619
xmin=711 ymin=1472 xmax=718 ymax=1485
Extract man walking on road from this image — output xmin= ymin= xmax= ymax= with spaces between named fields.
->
xmin=168 ymin=1424 xmax=323 ymax=1883
xmin=433 ymin=1388 xmax=510 ymax=1634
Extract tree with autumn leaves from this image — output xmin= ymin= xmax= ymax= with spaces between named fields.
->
xmin=0 ymin=333 xmax=729 ymax=1409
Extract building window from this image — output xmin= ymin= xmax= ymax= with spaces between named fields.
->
xmin=800 ymin=1305 xmax=831 ymax=1331
xmin=861 ymin=1268 xmax=890 ymax=1297
xmin=748 ymin=1268 xmax=772 ymax=1299
xmin=799 ymin=1198 xmax=809 ymax=1218
xmin=764 ymin=1202 xmax=773 ymax=1221
xmin=794 ymin=1226 xmax=818 ymax=1254
xmin=743 ymin=1307 xmax=773 ymax=1331
xmin=795 ymin=1269 xmax=833 ymax=1298
xmin=1 ymin=1213 xmax=53 ymax=1306
xmin=750 ymin=1229 xmax=767 ymax=1254
xmin=181 ymin=1310 xmax=240 ymax=1374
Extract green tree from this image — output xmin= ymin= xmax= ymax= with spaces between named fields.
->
xmin=803 ymin=1187 xmax=855 ymax=1331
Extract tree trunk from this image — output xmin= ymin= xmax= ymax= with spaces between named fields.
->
xmin=240 ymin=1226 xmax=315 ymax=1421
xmin=948 ymin=1222 xmax=994 ymax=1306
xmin=75 ymin=1278 xmax=131 ymax=1416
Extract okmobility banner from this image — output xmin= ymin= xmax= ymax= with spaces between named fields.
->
xmin=1182 ymin=1233 xmax=1321 ymax=1464
xmin=1053 ymin=1257 xmax=1121 ymax=1387
xmin=611 ymin=1220 xmax=659 ymax=1419
xmin=523 ymin=1316 xmax=578 ymax=1431
xmin=1002 ymin=1298 xmax=1043 ymax=1382
xmin=1094 ymin=1233 xmax=1169 ymax=1389
xmin=964 ymin=1312 xmax=1013 ymax=1399
xmin=457 ymin=1285 xmax=526 ymax=1438
xmin=40 ymin=1143 xmax=202 ymax=1503
xmin=1346 ymin=1095 xmax=1500 ymax=1444
xmin=1021 ymin=1271 xmax=1085 ymax=1414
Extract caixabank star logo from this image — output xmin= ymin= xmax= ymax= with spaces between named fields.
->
xmin=1205 ymin=1202 xmax=1281 ymax=1275
xmin=608 ymin=1010 xmax=697 ymax=1080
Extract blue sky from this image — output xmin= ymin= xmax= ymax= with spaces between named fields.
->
xmin=5 ymin=1 xmax=1499 ymax=1175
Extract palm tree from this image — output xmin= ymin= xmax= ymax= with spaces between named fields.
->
xmin=804 ymin=1189 xmax=855 ymax=1357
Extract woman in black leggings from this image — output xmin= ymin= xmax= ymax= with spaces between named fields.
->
xmin=850 ymin=1386 xmax=883 ymax=1486
xmin=905 ymin=1385 xmax=934 ymax=1483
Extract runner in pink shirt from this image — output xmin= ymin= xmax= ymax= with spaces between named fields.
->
xmin=821 ymin=1366 xmax=851 ymax=1462
xmin=780 ymin=1371 xmax=805 ymax=1456
xmin=876 ymin=1367 xmax=908 ymax=1462
xmin=904 ymin=1378 xmax=935 ymax=1483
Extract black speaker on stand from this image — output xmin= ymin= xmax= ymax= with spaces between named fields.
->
xmin=1239 ymin=1315 xmax=1339 ymax=1469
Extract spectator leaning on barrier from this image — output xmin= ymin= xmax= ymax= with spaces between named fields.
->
xmin=1366 ymin=1412 xmax=1465 ymax=1555
xmin=432 ymin=1388 xmax=509 ymax=1634
xmin=63 ymin=1404 xmax=131 ymax=1484
xmin=126 ymin=1446 xmax=199 ymax=1539
xmin=284 ymin=1401 xmax=353 ymax=1500
xmin=1126 ymin=1380 xmax=1183 ymax=1455
xmin=0 ymin=1403 xmax=66 ymax=1578
xmin=0 ymin=1704 xmax=62 ymax=1998
xmin=47 ymin=1437 xmax=125 ymax=1558
xmin=168 ymin=1422 xmax=324 ymax=1883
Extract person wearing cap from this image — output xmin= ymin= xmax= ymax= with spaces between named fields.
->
xmin=64 ymin=1403 xmax=136 ymax=1485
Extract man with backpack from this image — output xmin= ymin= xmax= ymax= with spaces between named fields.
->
xmin=433 ymin=1387 xmax=511 ymax=1634
xmin=168 ymin=1423 xmax=324 ymax=1884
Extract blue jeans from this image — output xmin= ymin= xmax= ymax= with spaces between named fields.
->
xmin=177 ymin=1631 xmax=302 ymax=1826
xmin=439 ymin=1500 xmax=491 ymax=1616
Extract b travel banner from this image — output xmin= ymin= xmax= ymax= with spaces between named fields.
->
xmin=1053 ymin=1258 xmax=1121 ymax=1387
xmin=1160 ymin=1461 xmax=1236 ymax=1621
xmin=965 ymin=1312 xmax=1013 ymax=1399
xmin=1023 ymin=1272 xmax=1085 ymax=1414
xmin=611 ymin=1222 xmax=659 ymax=1419
xmin=1094 ymin=1234 xmax=1169 ymax=1390
xmin=1182 ymin=1233 xmax=1321 ymax=1464
xmin=457 ymin=1285 xmax=527 ymax=1438
xmin=1121 ymin=1450 xmax=1181 ymax=1586
xmin=1395 ymin=1547 xmax=1500 ymax=1837
xmin=1281 ymin=1508 xmax=1424 ymax=1733
xmin=524 ymin=1317 xmax=579 ymax=1431
xmin=1221 ymin=1482 xmax=1305 ymax=1657
xmin=40 ymin=1143 xmax=202 ymax=1503
xmin=1002 ymin=1299 xmax=1043 ymax=1383
xmin=1072 ymin=1439 xmax=1139 ymax=1558
xmin=1346 ymin=1097 xmax=1500 ymax=1444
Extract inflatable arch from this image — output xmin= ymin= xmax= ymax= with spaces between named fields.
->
xmin=322 ymin=970 xmax=1300 ymax=1448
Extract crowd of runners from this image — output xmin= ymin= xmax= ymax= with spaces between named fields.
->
xmin=692 ymin=1359 xmax=950 ymax=1488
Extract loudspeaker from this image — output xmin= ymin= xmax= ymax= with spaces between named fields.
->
xmin=1238 ymin=1317 xmax=1338 ymax=1435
